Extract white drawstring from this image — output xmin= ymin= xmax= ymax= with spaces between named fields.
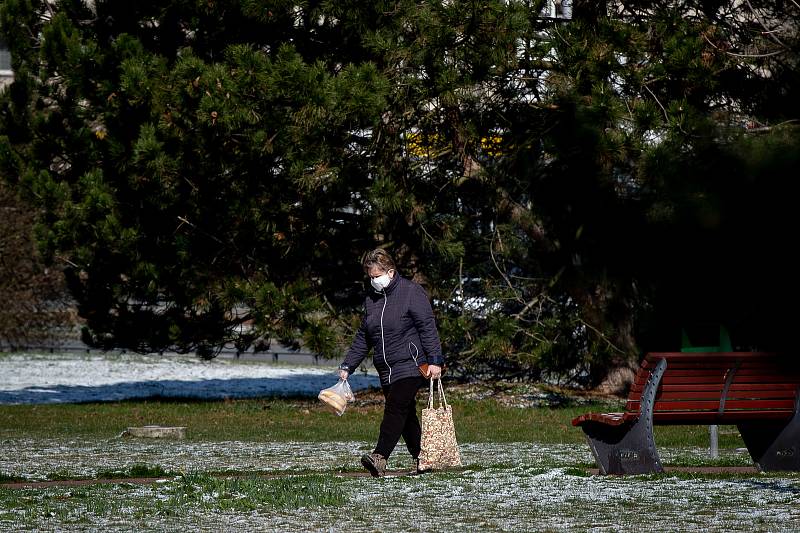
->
xmin=409 ymin=342 xmax=420 ymax=366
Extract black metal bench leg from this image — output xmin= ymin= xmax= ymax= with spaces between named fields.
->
xmin=738 ymin=392 xmax=800 ymax=471
xmin=581 ymin=358 xmax=667 ymax=475
xmin=581 ymin=418 xmax=664 ymax=475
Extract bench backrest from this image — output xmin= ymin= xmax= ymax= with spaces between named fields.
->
xmin=626 ymin=352 xmax=800 ymax=424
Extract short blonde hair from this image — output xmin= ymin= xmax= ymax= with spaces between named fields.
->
xmin=362 ymin=248 xmax=397 ymax=274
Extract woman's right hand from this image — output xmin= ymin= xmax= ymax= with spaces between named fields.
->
xmin=338 ymin=369 xmax=349 ymax=380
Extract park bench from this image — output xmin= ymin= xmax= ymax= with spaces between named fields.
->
xmin=572 ymin=352 xmax=800 ymax=474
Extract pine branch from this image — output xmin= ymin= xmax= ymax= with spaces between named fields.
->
xmin=743 ymin=119 xmax=800 ymax=134
xmin=702 ymin=34 xmax=785 ymax=58
xmin=744 ymin=0 xmax=790 ymax=50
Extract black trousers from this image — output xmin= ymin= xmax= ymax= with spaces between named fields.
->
xmin=374 ymin=376 xmax=427 ymax=459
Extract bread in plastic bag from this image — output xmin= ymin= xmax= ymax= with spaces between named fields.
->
xmin=318 ymin=378 xmax=355 ymax=416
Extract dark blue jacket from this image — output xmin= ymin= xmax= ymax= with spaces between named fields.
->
xmin=341 ymin=275 xmax=444 ymax=386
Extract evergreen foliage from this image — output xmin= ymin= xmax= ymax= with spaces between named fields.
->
xmin=1 ymin=0 xmax=797 ymax=384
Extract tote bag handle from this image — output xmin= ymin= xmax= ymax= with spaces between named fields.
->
xmin=427 ymin=378 xmax=449 ymax=409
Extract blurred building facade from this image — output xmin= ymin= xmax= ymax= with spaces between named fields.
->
xmin=0 ymin=39 xmax=12 ymax=88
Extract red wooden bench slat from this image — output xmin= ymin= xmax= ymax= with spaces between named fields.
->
xmin=730 ymin=376 xmax=800 ymax=384
xmin=573 ymin=409 xmax=794 ymax=426
xmin=730 ymin=361 xmax=795 ymax=366
xmin=635 ymin=375 xmax=800 ymax=386
xmin=632 ymin=382 xmax=724 ymax=390
xmin=630 ymin=382 xmax=799 ymax=394
xmin=657 ymin=399 xmax=794 ymax=410
xmin=726 ymin=390 xmax=797 ymax=401
xmin=624 ymin=399 xmax=795 ymax=413
xmin=639 ymin=358 xmax=796 ymax=369
xmin=650 ymin=376 xmax=733 ymax=385
xmin=649 ymin=369 xmax=738 ymax=377
xmin=633 ymin=377 xmax=722 ymax=386
xmin=641 ymin=359 xmax=790 ymax=368
xmin=731 ymin=368 xmax=800 ymax=374
xmin=728 ymin=383 xmax=800 ymax=391
xmin=640 ymin=361 xmax=793 ymax=368
xmin=646 ymin=370 xmax=721 ymax=376
xmin=629 ymin=391 xmax=724 ymax=401
xmin=634 ymin=373 xmax=725 ymax=383
xmin=647 ymin=400 xmax=720 ymax=411
xmin=629 ymin=383 xmax=702 ymax=393
xmin=628 ymin=386 xmax=795 ymax=402
xmin=646 ymin=352 xmax=779 ymax=360
xmin=730 ymin=375 xmax=800 ymax=382
xmin=634 ymin=370 xmax=800 ymax=386
xmin=651 ymin=410 xmax=794 ymax=424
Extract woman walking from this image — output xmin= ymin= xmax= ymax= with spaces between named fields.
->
xmin=338 ymin=249 xmax=444 ymax=477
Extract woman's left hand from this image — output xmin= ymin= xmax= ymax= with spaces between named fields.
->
xmin=427 ymin=365 xmax=442 ymax=379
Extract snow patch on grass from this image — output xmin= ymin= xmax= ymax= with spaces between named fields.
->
xmin=2 ymin=441 xmax=799 ymax=531
xmin=0 ymin=353 xmax=379 ymax=404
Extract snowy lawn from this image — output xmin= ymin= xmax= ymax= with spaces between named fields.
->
xmin=1 ymin=439 xmax=799 ymax=532
xmin=0 ymin=352 xmax=379 ymax=404
xmin=2 ymin=352 xmax=800 ymax=531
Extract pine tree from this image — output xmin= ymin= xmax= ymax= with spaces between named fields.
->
xmin=1 ymin=0 xmax=393 ymax=356
xmin=1 ymin=1 xmax=797 ymax=385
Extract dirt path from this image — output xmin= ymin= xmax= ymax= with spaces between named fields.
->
xmin=0 ymin=470 xmax=418 ymax=489
xmin=0 ymin=477 xmax=170 ymax=489
xmin=0 ymin=465 xmax=761 ymax=489
xmin=587 ymin=466 xmax=758 ymax=475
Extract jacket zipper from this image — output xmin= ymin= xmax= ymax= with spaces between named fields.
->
xmin=380 ymin=290 xmax=391 ymax=384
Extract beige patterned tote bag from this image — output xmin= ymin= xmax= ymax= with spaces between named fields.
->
xmin=418 ymin=378 xmax=462 ymax=471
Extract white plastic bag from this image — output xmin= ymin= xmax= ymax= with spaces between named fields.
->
xmin=318 ymin=378 xmax=355 ymax=416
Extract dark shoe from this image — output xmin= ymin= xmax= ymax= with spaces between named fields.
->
xmin=361 ymin=453 xmax=387 ymax=477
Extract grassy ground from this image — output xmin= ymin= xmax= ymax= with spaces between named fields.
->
xmin=0 ymin=392 xmax=746 ymax=449
xmin=2 ymin=390 xmax=798 ymax=531
xmin=1 ymin=439 xmax=798 ymax=532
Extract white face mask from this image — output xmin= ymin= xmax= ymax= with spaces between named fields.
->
xmin=370 ymin=272 xmax=393 ymax=291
